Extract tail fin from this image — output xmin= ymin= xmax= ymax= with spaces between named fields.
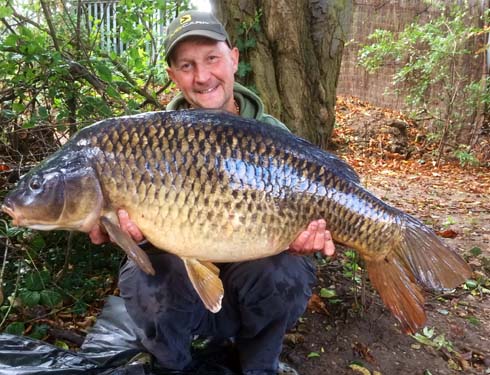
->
xmin=366 ymin=214 xmax=472 ymax=334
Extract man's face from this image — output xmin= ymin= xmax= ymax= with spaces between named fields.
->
xmin=166 ymin=37 xmax=239 ymax=113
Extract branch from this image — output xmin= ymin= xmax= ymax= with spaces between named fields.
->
xmin=100 ymin=52 xmax=164 ymax=108
xmin=39 ymin=0 xmax=61 ymax=51
xmin=8 ymin=5 xmax=49 ymax=33
xmin=67 ymin=59 xmax=106 ymax=93
xmin=139 ymin=80 xmax=173 ymax=109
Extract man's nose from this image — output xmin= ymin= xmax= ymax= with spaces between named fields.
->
xmin=194 ymin=64 xmax=211 ymax=83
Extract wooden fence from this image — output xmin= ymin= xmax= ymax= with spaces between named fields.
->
xmin=337 ymin=0 xmax=487 ymax=110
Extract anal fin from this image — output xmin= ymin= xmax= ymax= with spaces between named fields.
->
xmin=100 ymin=215 xmax=155 ymax=276
xmin=183 ymin=258 xmax=223 ymax=313
xmin=366 ymin=255 xmax=426 ymax=334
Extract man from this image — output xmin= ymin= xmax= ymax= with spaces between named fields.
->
xmin=90 ymin=10 xmax=335 ymax=375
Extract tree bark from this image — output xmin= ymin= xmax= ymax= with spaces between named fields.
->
xmin=211 ymin=0 xmax=353 ymax=148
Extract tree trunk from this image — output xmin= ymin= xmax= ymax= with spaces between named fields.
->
xmin=211 ymin=0 xmax=353 ymax=148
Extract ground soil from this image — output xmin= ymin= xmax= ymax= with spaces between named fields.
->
xmin=282 ymin=97 xmax=490 ymax=375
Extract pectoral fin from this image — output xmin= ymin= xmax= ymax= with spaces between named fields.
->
xmin=100 ymin=215 xmax=155 ymax=276
xmin=183 ymin=258 xmax=223 ymax=313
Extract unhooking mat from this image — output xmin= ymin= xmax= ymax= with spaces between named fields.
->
xmin=0 ymin=296 xmax=239 ymax=375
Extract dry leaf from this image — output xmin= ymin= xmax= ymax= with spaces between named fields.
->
xmin=307 ymin=293 xmax=329 ymax=315
xmin=436 ymin=229 xmax=458 ymax=238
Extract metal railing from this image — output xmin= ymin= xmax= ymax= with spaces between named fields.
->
xmin=80 ymin=0 xmax=167 ymax=59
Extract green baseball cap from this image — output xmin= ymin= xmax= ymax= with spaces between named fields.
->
xmin=164 ymin=10 xmax=232 ymax=64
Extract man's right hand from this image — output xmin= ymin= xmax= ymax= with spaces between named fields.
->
xmin=89 ymin=210 xmax=145 ymax=244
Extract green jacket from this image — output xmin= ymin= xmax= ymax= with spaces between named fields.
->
xmin=166 ymin=82 xmax=290 ymax=132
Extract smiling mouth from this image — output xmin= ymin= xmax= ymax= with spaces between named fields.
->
xmin=196 ymin=86 xmax=218 ymax=94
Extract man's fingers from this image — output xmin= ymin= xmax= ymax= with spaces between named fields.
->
xmin=117 ymin=209 xmax=144 ymax=243
xmin=290 ymin=231 xmax=310 ymax=252
xmin=312 ymin=229 xmax=326 ymax=251
xmin=322 ymin=230 xmax=335 ymax=256
xmin=89 ymin=226 xmax=109 ymax=245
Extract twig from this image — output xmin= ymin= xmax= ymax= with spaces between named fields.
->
xmin=55 ymin=232 xmax=73 ymax=282
xmin=0 ymin=264 xmax=20 ymax=330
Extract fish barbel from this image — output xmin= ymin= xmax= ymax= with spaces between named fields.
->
xmin=1 ymin=109 xmax=472 ymax=334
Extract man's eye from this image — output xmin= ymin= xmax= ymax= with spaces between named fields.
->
xmin=208 ymin=55 xmax=218 ymax=62
xmin=179 ymin=63 xmax=192 ymax=71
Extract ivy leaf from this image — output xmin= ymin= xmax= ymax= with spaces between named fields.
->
xmin=25 ymin=270 xmax=51 ymax=291
xmin=19 ymin=290 xmax=41 ymax=307
xmin=40 ymin=290 xmax=63 ymax=308
xmin=237 ymin=62 xmax=253 ymax=78
xmin=5 ymin=322 xmax=25 ymax=335
xmin=29 ymin=233 xmax=46 ymax=252
xmin=30 ymin=324 xmax=49 ymax=340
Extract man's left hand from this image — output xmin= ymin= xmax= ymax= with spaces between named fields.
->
xmin=289 ymin=219 xmax=335 ymax=257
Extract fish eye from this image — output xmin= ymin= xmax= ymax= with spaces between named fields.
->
xmin=29 ymin=177 xmax=42 ymax=191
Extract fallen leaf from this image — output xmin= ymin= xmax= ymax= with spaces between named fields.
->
xmin=307 ymin=294 xmax=329 ymax=315
xmin=349 ymin=364 xmax=371 ymax=375
xmin=435 ymin=229 xmax=458 ymax=238
xmin=353 ymin=341 xmax=377 ymax=364
xmin=283 ymin=333 xmax=305 ymax=345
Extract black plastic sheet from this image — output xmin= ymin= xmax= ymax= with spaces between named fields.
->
xmin=0 ymin=296 xmax=239 ymax=375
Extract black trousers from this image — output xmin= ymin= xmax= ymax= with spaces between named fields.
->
xmin=118 ymin=251 xmax=316 ymax=374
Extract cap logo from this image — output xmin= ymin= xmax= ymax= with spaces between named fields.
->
xmin=180 ymin=14 xmax=192 ymax=24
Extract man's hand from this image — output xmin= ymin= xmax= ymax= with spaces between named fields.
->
xmin=88 ymin=210 xmax=145 ymax=244
xmin=289 ymin=219 xmax=335 ymax=257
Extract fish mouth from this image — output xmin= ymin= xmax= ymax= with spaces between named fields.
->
xmin=1 ymin=201 xmax=21 ymax=226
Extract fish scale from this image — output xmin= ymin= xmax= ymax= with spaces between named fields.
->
xmin=2 ymin=109 xmax=472 ymax=333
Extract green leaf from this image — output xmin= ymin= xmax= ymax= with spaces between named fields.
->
xmin=466 ymin=316 xmax=480 ymax=326
xmin=106 ymin=84 xmax=121 ymax=100
xmin=30 ymin=233 xmax=46 ymax=252
xmin=319 ymin=288 xmax=337 ymax=299
xmin=30 ymin=324 xmax=49 ymax=339
xmin=55 ymin=340 xmax=70 ymax=350
xmin=3 ymin=34 xmax=18 ymax=47
xmin=5 ymin=322 xmax=25 ymax=335
xmin=237 ymin=62 xmax=253 ymax=78
xmin=411 ymin=333 xmax=435 ymax=347
xmin=12 ymin=102 xmax=26 ymax=113
xmin=94 ymin=62 xmax=113 ymax=82
xmin=244 ymin=38 xmax=257 ymax=49
xmin=0 ymin=6 xmax=13 ymax=18
xmin=24 ymin=270 xmax=51 ymax=291
xmin=19 ymin=290 xmax=41 ymax=306
xmin=307 ymin=352 xmax=320 ymax=358
xmin=71 ymin=300 xmax=88 ymax=315
xmin=469 ymin=247 xmax=482 ymax=257
xmin=465 ymin=279 xmax=478 ymax=289
xmin=37 ymin=106 xmax=49 ymax=120
xmin=22 ymin=120 xmax=35 ymax=129
xmin=40 ymin=290 xmax=63 ymax=308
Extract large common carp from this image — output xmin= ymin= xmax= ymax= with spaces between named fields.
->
xmin=2 ymin=110 xmax=471 ymax=334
